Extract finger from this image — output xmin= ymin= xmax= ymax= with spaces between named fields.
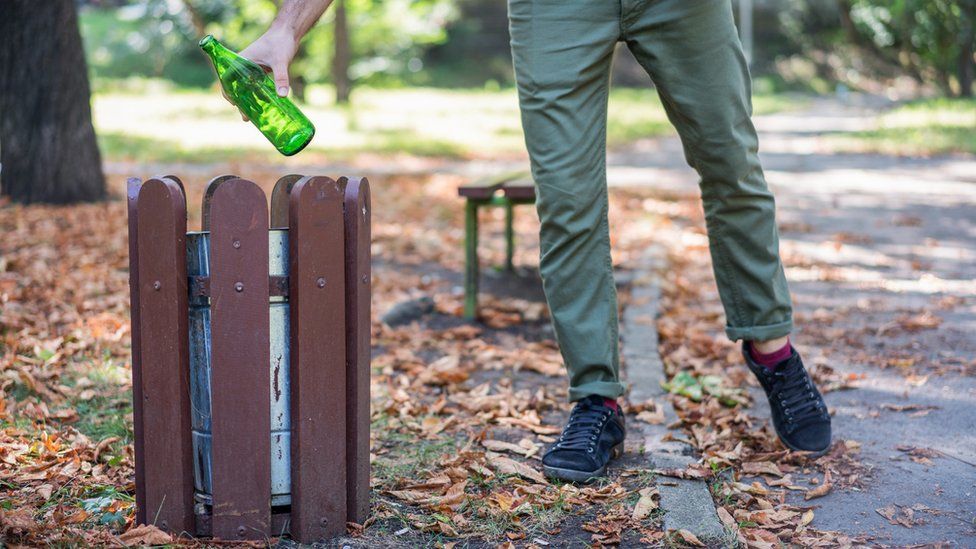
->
xmin=270 ymin=63 xmax=290 ymax=97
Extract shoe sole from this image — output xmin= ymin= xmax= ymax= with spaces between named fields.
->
xmin=543 ymin=442 xmax=624 ymax=484
xmin=777 ymin=435 xmax=831 ymax=458
xmin=771 ymin=421 xmax=831 ymax=458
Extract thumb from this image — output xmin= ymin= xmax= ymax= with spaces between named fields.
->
xmin=271 ymin=63 xmax=290 ymax=97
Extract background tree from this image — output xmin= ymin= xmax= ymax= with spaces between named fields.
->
xmin=824 ymin=0 xmax=975 ymax=96
xmin=84 ymin=0 xmax=456 ymax=101
xmin=70 ymin=0 xmax=976 ymax=103
xmin=0 ymin=0 xmax=105 ymax=204
xmin=955 ymin=0 xmax=975 ymax=96
xmin=333 ymin=0 xmax=351 ymax=104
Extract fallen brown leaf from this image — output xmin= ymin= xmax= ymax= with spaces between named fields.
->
xmin=673 ymin=528 xmax=705 ymax=546
xmin=486 ymin=452 xmax=548 ymax=484
xmin=631 ymin=487 xmax=659 ymax=521
xmin=118 ymin=524 xmax=172 ymax=546
xmin=805 ymin=471 xmax=832 ymax=500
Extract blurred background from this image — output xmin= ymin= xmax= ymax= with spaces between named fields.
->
xmin=4 ymin=0 xmax=974 ymax=204
xmin=80 ymin=0 xmax=975 ymax=97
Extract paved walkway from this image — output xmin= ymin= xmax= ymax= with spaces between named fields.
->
xmin=609 ymin=96 xmax=976 ymax=545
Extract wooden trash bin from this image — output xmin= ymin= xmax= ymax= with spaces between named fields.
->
xmin=126 ymin=174 xmax=371 ymax=542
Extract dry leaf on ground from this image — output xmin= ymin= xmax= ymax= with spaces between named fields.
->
xmin=632 ymin=487 xmax=659 ymax=521
xmin=117 ymin=524 xmax=172 ymax=546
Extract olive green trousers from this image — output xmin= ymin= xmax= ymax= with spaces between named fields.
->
xmin=509 ymin=0 xmax=793 ymax=401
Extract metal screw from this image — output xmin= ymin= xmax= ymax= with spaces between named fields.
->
xmin=316 ymin=277 xmax=326 ymax=288
xmin=320 ymin=517 xmax=328 ymax=527
xmin=233 ymin=239 xmax=241 ymax=249
xmin=237 ymin=526 xmax=246 ymax=537
xmin=153 ymin=280 xmax=161 ymax=291
xmin=160 ymin=520 xmax=168 ymax=529
xmin=235 ymin=282 xmax=244 ymax=292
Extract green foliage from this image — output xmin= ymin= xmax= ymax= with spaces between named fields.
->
xmin=80 ymin=0 xmax=457 ymax=89
xmin=78 ymin=0 xmax=975 ymax=96
xmin=829 ymin=97 xmax=976 ymax=155
xmin=776 ymin=0 xmax=975 ymax=95
xmin=662 ymin=371 xmax=747 ymax=407
xmin=79 ymin=2 xmax=216 ymax=87
xmin=848 ymin=0 xmax=975 ymax=94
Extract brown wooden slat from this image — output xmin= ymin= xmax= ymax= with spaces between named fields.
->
xmin=457 ymin=182 xmax=503 ymax=200
xmin=340 ymin=176 xmax=371 ymax=524
xmin=209 ymin=179 xmax=271 ymax=539
xmin=201 ymin=174 xmax=239 ymax=231
xmin=135 ymin=178 xmax=195 ymax=533
xmin=188 ymin=275 xmax=288 ymax=298
xmin=155 ymin=174 xmax=186 ymax=199
xmin=270 ymin=174 xmax=303 ymax=228
xmin=289 ymin=176 xmax=347 ymax=541
xmin=457 ymin=170 xmax=529 ymax=199
xmin=125 ymin=177 xmax=148 ymax=525
xmin=500 ymin=179 xmax=536 ymax=201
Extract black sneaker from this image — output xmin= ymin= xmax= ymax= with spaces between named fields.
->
xmin=542 ymin=395 xmax=625 ymax=483
xmin=744 ymin=344 xmax=832 ymax=456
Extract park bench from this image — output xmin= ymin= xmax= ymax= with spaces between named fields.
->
xmin=458 ymin=171 xmax=536 ymax=319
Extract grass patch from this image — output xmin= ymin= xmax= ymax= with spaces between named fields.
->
xmin=370 ymin=415 xmax=460 ymax=490
xmin=98 ymin=132 xmax=266 ymax=164
xmin=62 ymin=357 xmax=133 ymax=451
xmin=93 ymin=83 xmax=801 ymax=163
xmin=753 ymin=92 xmax=810 ymax=115
xmin=830 ymin=98 xmax=976 ymax=156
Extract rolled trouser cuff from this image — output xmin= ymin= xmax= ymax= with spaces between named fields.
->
xmin=725 ymin=318 xmax=793 ymax=342
xmin=568 ymin=380 xmax=626 ymax=402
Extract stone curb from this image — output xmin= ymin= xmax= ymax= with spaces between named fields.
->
xmin=621 ymin=247 xmax=727 ymax=543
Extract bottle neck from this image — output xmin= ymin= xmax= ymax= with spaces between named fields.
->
xmin=199 ymin=35 xmax=232 ymax=60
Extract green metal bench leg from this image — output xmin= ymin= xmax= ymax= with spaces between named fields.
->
xmin=504 ymin=200 xmax=514 ymax=272
xmin=464 ymin=200 xmax=479 ymax=320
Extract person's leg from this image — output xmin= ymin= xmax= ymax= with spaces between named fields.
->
xmin=509 ymin=0 xmax=624 ymax=402
xmin=624 ymin=0 xmax=792 ymax=341
xmin=624 ymin=0 xmax=830 ymax=454
xmin=509 ymin=0 xmax=627 ymax=482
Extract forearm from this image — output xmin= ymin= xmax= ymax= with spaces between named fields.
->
xmin=234 ymin=0 xmax=332 ymax=99
xmin=269 ymin=0 xmax=334 ymax=42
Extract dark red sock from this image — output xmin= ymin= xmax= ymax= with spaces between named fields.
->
xmin=603 ymin=398 xmax=620 ymax=412
xmin=749 ymin=339 xmax=792 ymax=370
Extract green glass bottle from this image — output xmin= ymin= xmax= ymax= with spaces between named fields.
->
xmin=200 ymin=35 xmax=314 ymax=156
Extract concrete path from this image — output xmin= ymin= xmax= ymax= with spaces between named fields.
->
xmin=620 ymin=248 xmax=728 ymax=544
xmin=608 ymin=95 xmax=976 ymax=545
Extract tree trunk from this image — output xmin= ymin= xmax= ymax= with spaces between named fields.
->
xmin=291 ymin=42 xmax=309 ymax=103
xmin=333 ymin=0 xmax=352 ymax=104
xmin=0 ymin=1 xmax=105 ymax=204
xmin=291 ymin=74 xmax=308 ymax=103
xmin=958 ymin=2 xmax=975 ymax=97
xmin=183 ymin=0 xmax=209 ymax=39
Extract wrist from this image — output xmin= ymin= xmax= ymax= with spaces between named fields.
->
xmin=267 ymin=20 xmax=301 ymax=50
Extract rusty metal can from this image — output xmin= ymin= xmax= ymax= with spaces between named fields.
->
xmin=187 ymin=229 xmax=292 ymax=508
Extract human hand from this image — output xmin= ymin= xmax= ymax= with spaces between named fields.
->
xmin=226 ymin=25 xmax=300 ymax=121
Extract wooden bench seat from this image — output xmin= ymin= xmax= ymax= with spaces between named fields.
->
xmin=457 ymin=171 xmax=536 ymax=319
